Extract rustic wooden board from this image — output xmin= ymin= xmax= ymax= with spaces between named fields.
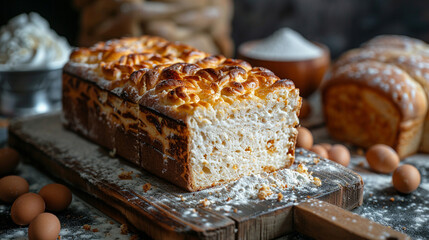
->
xmin=8 ymin=113 xmax=364 ymax=240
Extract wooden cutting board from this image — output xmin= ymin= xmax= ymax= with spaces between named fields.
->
xmin=7 ymin=113 xmax=408 ymax=240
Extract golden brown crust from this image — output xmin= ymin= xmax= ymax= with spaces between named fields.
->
xmin=324 ymin=35 xmax=429 ymax=156
xmin=325 ymin=61 xmax=427 ymax=122
xmin=65 ymin=35 xmax=296 ymax=120
xmin=362 ymin=35 xmax=428 ymax=51
xmin=333 ymin=48 xmax=429 ymax=95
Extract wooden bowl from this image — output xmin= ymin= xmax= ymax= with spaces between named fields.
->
xmin=238 ymin=41 xmax=330 ymax=98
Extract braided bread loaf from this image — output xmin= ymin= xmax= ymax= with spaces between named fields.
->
xmin=323 ymin=35 xmax=429 ymax=158
xmin=63 ymin=36 xmax=301 ymax=191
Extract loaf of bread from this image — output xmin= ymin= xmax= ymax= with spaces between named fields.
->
xmin=323 ymin=35 xmax=429 ymax=158
xmin=62 ymin=36 xmax=301 ymax=191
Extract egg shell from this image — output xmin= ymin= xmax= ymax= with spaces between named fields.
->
xmin=296 ymin=127 xmax=313 ymax=150
xmin=0 ymin=147 xmax=20 ymax=176
xmin=392 ymin=164 xmax=421 ymax=194
xmin=11 ymin=193 xmax=45 ymax=225
xmin=319 ymin=143 xmax=332 ymax=151
xmin=39 ymin=183 xmax=72 ymax=212
xmin=0 ymin=175 xmax=29 ymax=203
xmin=366 ymin=144 xmax=399 ymax=173
xmin=28 ymin=212 xmax=61 ymax=240
xmin=328 ymin=144 xmax=350 ymax=167
xmin=310 ymin=145 xmax=328 ymax=159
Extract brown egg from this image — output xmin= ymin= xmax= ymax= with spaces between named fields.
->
xmin=299 ymin=99 xmax=312 ymax=119
xmin=366 ymin=144 xmax=399 ymax=173
xmin=28 ymin=213 xmax=61 ymax=240
xmin=319 ymin=143 xmax=332 ymax=151
xmin=310 ymin=145 xmax=328 ymax=159
xmin=296 ymin=127 xmax=313 ymax=150
xmin=11 ymin=193 xmax=45 ymax=225
xmin=0 ymin=175 xmax=29 ymax=203
xmin=39 ymin=183 xmax=72 ymax=212
xmin=328 ymin=144 xmax=350 ymax=167
xmin=392 ymin=164 xmax=421 ymax=194
xmin=0 ymin=147 xmax=20 ymax=176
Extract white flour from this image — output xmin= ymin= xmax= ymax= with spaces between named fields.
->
xmin=241 ymin=28 xmax=323 ymax=61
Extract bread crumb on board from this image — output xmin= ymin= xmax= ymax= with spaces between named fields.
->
xmin=142 ymin=183 xmax=151 ymax=192
xmin=313 ymin=177 xmax=322 ymax=187
xmin=277 ymin=192 xmax=284 ymax=201
xmin=120 ymin=224 xmax=129 ymax=235
xmin=296 ymin=163 xmax=308 ymax=174
xmin=82 ymin=224 xmax=91 ymax=231
xmin=201 ymin=198 xmax=211 ymax=207
xmin=118 ymin=171 xmax=133 ymax=180
xmin=313 ymin=158 xmax=320 ymax=164
xmin=258 ymin=184 xmax=273 ymax=200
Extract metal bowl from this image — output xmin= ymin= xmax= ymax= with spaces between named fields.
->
xmin=0 ymin=68 xmax=62 ymax=117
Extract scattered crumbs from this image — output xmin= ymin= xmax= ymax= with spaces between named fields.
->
xmin=130 ymin=235 xmax=139 ymax=240
xmin=356 ymin=148 xmax=365 ymax=156
xmin=118 ymin=171 xmax=133 ymax=180
xmin=273 ymin=171 xmax=277 ymax=177
xmin=82 ymin=224 xmax=91 ymax=231
xmin=226 ymin=197 xmax=231 ymax=202
xmin=92 ymin=228 xmax=99 ymax=232
xmin=313 ymin=177 xmax=322 ymax=187
xmin=369 ymin=193 xmax=373 ymax=197
xmin=201 ymin=198 xmax=211 ymax=207
xmin=234 ymin=208 xmax=238 ymax=213
xmin=313 ymin=158 xmax=320 ymax=164
xmin=109 ymin=221 xmax=114 ymax=225
xmin=307 ymin=195 xmax=311 ymax=199
xmin=296 ymin=163 xmax=308 ymax=174
xmin=142 ymin=183 xmax=151 ymax=192
xmin=120 ymin=224 xmax=129 ymax=235
xmin=277 ymin=192 xmax=284 ymax=202
xmin=257 ymin=184 xmax=273 ymax=200
xmin=109 ymin=148 xmax=117 ymax=157
xmin=58 ymin=236 xmax=61 ymax=240
xmin=402 ymin=227 xmax=407 ymax=230
xmin=358 ymin=161 xmax=365 ymax=167
xmin=390 ymin=197 xmax=395 ymax=202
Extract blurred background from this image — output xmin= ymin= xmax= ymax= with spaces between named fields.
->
xmin=0 ymin=0 xmax=429 ymax=118
xmin=1 ymin=0 xmax=428 ymax=58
